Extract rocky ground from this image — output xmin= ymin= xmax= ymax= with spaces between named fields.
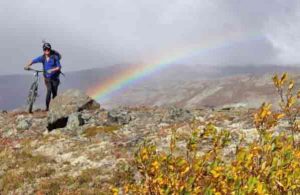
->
xmin=0 ymin=89 xmax=280 ymax=194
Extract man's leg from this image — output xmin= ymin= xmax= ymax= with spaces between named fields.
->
xmin=45 ymin=79 xmax=52 ymax=111
xmin=51 ymin=79 xmax=60 ymax=99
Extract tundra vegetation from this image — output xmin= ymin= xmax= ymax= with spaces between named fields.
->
xmin=1 ymin=73 xmax=300 ymax=195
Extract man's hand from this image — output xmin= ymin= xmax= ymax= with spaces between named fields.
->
xmin=24 ymin=61 xmax=33 ymax=70
xmin=47 ymin=67 xmax=60 ymax=74
xmin=47 ymin=69 xmax=53 ymax=74
xmin=24 ymin=65 xmax=31 ymax=71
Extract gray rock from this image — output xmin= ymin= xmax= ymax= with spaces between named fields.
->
xmin=67 ymin=112 xmax=84 ymax=129
xmin=0 ymin=110 xmax=7 ymax=114
xmin=163 ymin=107 xmax=193 ymax=123
xmin=108 ymin=108 xmax=131 ymax=125
xmin=81 ymin=112 xmax=92 ymax=122
xmin=47 ymin=89 xmax=100 ymax=131
xmin=17 ymin=119 xmax=31 ymax=130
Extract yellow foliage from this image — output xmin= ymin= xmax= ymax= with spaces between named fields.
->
xmin=271 ymin=72 xmax=300 ymax=146
xmin=121 ymin=123 xmax=300 ymax=194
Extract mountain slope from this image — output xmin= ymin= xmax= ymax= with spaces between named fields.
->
xmin=0 ymin=65 xmax=299 ymax=110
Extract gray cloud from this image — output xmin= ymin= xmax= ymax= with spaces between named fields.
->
xmin=0 ymin=0 xmax=299 ymax=75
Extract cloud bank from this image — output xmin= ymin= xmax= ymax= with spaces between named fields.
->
xmin=0 ymin=0 xmax=299 ymax=74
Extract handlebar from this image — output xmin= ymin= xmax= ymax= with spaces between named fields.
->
xmin=24 ymin=67 xmax=45 ymax=73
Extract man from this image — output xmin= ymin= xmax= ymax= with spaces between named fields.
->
xmin=25 ymin=43 xmax=62 ymax=111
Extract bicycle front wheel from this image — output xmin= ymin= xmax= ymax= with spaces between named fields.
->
xmin=27 ymin=82 xmax=38 ymax=113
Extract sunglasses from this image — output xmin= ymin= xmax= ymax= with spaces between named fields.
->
xmin=43 ymin=48 xmax=50 ymax=51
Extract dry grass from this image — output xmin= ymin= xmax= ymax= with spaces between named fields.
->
xmin=82 ymin=125 xmax=120 ymax=138
xmin=0 ymin=148 xmax=56 ymax=194
xmin=36 ymin=167 xmax=124 ymax=195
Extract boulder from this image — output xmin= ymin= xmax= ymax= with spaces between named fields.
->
xmin=47 ymin=89 xmax=100 ymax=131
xmin=67 ymin=112 xmax=84 ymax=129
xmin=108 ymin=108 xmax=131 ymax=125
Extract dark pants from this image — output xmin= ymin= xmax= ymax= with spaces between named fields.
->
xmin=45 ymin=78 xmax=60 ymax=110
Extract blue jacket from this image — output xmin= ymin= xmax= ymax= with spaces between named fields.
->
xmin=32 ymin=54 xmax=61 ymax=79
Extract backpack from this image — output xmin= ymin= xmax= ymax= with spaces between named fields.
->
xmin=42 ymin=50 xmax=65 ymax=77
xmin=51 ymin=50 xmax=62 ymax=61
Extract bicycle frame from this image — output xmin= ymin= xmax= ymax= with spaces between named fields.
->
xmin=32 ymin=71 xmax=41 ymax=85
xmin=30 ymin=69 xmax=44 ymax=91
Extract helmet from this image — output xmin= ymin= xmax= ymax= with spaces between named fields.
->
xmin=43 ymin=42 xmax=52 ymax=51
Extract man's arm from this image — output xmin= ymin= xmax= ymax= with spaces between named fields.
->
xmin=48 ymin=66 xmax=61 ymax=73
xmin=48 ymin=58 xmax=61 ymax=73
xmin=24 ymin=56 xmax=43 ymax=70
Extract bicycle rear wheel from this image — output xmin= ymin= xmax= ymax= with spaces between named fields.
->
xmin=27 ymin=82 xmax=38 ymax=113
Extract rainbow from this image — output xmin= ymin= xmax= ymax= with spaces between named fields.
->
xmin=87 ymin=34 xmax=263 ymax=101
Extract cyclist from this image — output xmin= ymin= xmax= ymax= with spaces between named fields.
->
xmin=25 ymin=43 xmax=62 ymax=111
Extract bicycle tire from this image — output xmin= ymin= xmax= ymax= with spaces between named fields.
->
xmin=27 ymin=82 xmax=38 ymax=113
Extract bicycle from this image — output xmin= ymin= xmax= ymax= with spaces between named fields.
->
xmin=25 ymin=68 xmax=45 ymax=113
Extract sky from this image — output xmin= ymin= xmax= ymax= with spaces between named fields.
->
xmin=0 ymin=0 xmax=299 ymax=75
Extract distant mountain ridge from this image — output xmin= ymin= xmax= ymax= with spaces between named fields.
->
xmin=1 ymin=64 xmax=300 ymax=110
